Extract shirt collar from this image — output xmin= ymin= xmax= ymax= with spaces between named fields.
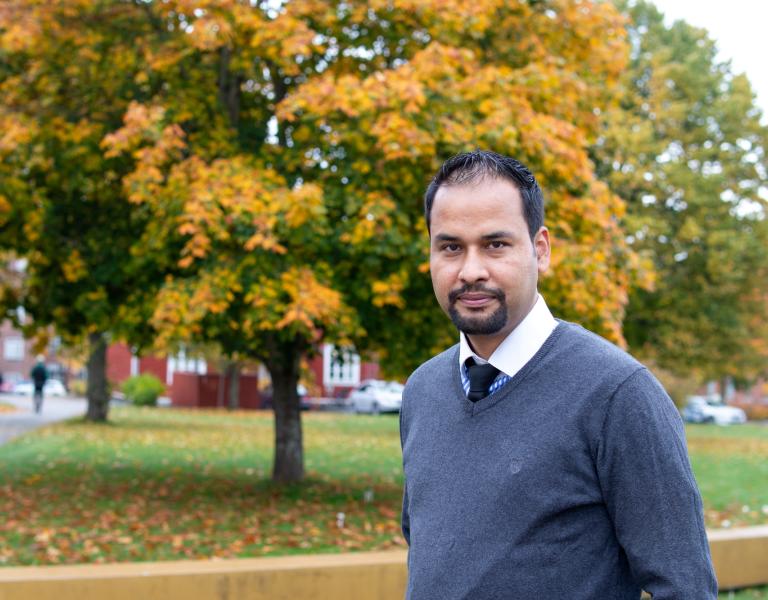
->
xmin=458 ymin=294 xmax=557 ymax=378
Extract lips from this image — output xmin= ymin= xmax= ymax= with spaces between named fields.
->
xmin=448 ymin=286 xmax=503 ymax=309
xmin=457 ymin=293 xmax=496 ymax=308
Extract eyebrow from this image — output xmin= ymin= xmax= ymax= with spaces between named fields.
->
xmin=433 ymin=231 xmax=517 ymax=243
xmin=434 ymin=233 xmax=461 ymax=242
xmin=480 ymin=231 xmax=515 ymax=240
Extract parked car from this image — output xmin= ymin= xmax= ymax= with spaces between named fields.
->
xmin=682 ymin=396 xmax=747 ymax=425
xmin=347 ymin=380 xmax=404 ymax=414
xmin=12 ymin=379 xmax=68 ymax=397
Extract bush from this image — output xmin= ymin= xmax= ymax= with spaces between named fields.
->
xmin=121 ymin=374 xmax=165 ymax=407
xmin=732 ymin=401 xmax=768 ymax=422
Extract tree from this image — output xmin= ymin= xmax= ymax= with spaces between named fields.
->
xmin=5 ymin=0 xmax=646 ymax=482
xmin=592 ymin=0 xmax=768 ymax=383
xmin=102 ymin=0 xmax=648 ymax=482
xmin=0 ymin=2 xmax=174 ymax=420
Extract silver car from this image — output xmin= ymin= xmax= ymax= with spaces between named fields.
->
xmin=347 ymin=380 xmax=404 ymax=414
xmin=682 ymin=396 xmax=747 ymax=425
xmin=13 ymin=379 xmax=68 ymax=397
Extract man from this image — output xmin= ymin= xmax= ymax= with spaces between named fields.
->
xmin=400 ymin=150 xmax=717 ymax=599
xmin=30 ymin=355 xmax=48 ymax=414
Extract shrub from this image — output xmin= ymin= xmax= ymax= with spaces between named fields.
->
xmin=732 ymin=401 xmax=768 ymax=422
xmin=121 ymin=374 xmax=165 ymax=407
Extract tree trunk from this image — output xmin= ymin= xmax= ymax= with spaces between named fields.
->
xmin=228 ymin=361 xmax=240 ymax=411
xmin=86 ymin=332 xmax=110 ymax=422
xmin=265 ymin=338 xmax=304 ymax=483
xmin=218 ymin=46 xmax=240 ymax=127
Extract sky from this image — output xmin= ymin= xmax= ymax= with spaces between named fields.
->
xmin=651 ymin=0 xmax=768 ymax=118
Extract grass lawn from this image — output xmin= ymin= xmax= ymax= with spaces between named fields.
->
xmin=685 ymin=424 xmax=768 ymax=528
xmin=0 ymin=407 xmax=404 ymax=566
xmin=0 ymin=407 xmax=766 ymax=598
xmin=724 ymin=589 xmax=768 ymax=600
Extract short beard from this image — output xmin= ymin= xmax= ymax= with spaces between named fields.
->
xmin=447 ymin=286 xmax=508 ymax=335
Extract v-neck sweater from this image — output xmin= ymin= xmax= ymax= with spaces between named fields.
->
xmin=400 ymin=321 xmax=716 ymax=600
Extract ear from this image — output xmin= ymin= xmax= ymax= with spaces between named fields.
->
xmin=533 ymin=227 xmax=551 ymax=273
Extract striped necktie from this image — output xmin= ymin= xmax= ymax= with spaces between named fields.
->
xmin=465 ymin=358 xmax=500 ymax=402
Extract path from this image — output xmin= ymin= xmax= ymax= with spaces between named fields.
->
xmin=0 ymin=393 xmax=86 ymax=445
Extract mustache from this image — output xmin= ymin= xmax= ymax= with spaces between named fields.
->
xmin=448 ymin=284 xmax=505 ymax=304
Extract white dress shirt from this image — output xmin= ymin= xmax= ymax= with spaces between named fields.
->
xmin=459 ymin=294 xmax=557 ymax=395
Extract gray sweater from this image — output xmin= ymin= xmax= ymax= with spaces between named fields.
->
xmin=400 ymin=321 xmax=717 ymax=599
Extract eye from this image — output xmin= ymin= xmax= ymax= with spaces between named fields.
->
xmin=441 ymin=243 xmax=461 ymax=253
xmin=487 ymin=240 xmax=507 ymax=249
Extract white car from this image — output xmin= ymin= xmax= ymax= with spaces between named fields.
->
xmin=682 ymin=396 xmax=747 ymax=425
xmin=12 ymin=379 xmax=68 ymax=397
xmin=348 ymin=380 xmax=404 ymax=414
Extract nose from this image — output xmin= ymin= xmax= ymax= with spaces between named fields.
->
xmin=459 ymin=248 xmax=489 ymax=284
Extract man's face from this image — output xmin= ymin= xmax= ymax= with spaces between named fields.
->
xmin=429 ymin=176 xmax=550 ymax=357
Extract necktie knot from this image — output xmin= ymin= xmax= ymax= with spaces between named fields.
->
xmin=465 ymin=358 xmax=500 ymax=402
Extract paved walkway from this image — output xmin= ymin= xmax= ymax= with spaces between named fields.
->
xmin=0 ymin=393 xmax=86 ymax=445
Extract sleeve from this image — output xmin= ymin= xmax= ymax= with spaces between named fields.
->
xmin=401 ymin=481 xmax=410 ymax=546
xmin=399 ymin=390 xmax=410 ymax=546
xmin=596 ymin=368 xmax=717 ymax=599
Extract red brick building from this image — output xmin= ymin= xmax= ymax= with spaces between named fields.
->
xmin=0 ymin=320 xmax=64 ymax=389
xmin=106 ymin=343 xmax=207 ymax=390
xmin=106 ymin=342 xmax=381 ymax=408
xmin=305 ymin=344 xmax=380 ymax=398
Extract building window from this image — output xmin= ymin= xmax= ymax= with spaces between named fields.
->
xmin=130 ymin=355 xmax=139 ymax=377
xmin=166 ymin=349 xmax=207 ymax=385
xmin=323 ymin=345 xmax=361 ymax=387
xmin=3 ymin=338 xmax=25 ymax=361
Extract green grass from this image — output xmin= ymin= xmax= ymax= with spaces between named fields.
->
xmin=685 ymin=424 xmax=768 ymax=528
xmin=0 ymin=407 xmax=404 ymax=565
xmin=0 ymin=408 xmax=766 ymax=597
xmin=720 ymin=587 xmax=768 ymax=599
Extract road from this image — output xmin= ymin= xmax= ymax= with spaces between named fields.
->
xmin=0 ymin=393 xmax=86 ymax=445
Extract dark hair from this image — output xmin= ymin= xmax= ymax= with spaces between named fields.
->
xmin=424 ymin=150 xmax=544 ymax=239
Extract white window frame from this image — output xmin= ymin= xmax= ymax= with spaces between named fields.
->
xmin=130 ymin=354 xmax=140 ymax=377
xmin=3 ymin=337 xmax=25 ymax=361
xmin=166 ymin=349 xmax=207 ymax=385
xmin=323 ymin=344 xmax=361 ymax=387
